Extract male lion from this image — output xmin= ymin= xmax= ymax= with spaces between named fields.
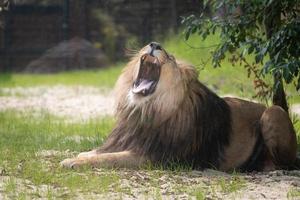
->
xmin=61 ymin=42 xmax=298 ymax=171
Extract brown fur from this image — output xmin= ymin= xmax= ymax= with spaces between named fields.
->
xmin=61 ymin=43 xmax=298 ymax=171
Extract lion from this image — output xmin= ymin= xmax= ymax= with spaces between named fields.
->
xmin=61 ymin=42 xmax=298 ymax=172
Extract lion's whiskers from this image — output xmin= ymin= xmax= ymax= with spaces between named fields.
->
xmin=124 ymin=47 xmax=139 ymax=57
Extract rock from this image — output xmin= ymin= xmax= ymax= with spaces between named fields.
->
xmin=25 ymin=37 xmax=109 ymax=73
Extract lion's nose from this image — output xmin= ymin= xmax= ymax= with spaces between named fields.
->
xmin=149 ymin=42 xmax=162 ymax=51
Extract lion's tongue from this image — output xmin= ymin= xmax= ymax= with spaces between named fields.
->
xmin=132 ymin=79 xmax=154 ymax=94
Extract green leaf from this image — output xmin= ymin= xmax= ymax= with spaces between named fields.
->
xmin=261 ymin=47 xmax=268 ymax=56
xmin=185 ymin=31 xmax=190 ymax=41
xmin=248 ymin=45 xmax=254 ymax=54
xmin=182 ymin=1 xmax=300 ymax=92
xmin=255 ymin=53 xmax=263 ymax=64
xmin=274 ymin=52 xmax=280 ymax=63
xmin=283 ymin=64 xmax=293 ymax=84
xmin=262 ymin=61 xmax=274 ymax=75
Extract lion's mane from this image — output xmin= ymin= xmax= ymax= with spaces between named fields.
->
xmin=98 ymin=57 xmax=232 ymax=169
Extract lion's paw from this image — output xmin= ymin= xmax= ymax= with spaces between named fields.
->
xmin=60 ymin=158 xmax=86 ymax=169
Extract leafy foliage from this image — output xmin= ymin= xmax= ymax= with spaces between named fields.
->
xmin=182 ymin=0 xmax=300 ymax=100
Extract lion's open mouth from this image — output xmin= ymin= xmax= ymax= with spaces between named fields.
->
xmin=132 ymin=54 xmax=161 ymax=96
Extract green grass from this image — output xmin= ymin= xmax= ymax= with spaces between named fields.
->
xmin=0 ymin=63 xmax=123 ymax=88
xmin=3 ymin=177 xmax=17 ymax=195
xmin=287 ymin=188 xmax=300 ymax=199
xmin=0 ymin=110 xmax=114 ymax=153
xmin=192 ymin=187 xmax=206 ymax=200
xmin=0 ymin=110 xmax=118 ymax=198
xmin=217 ymin=176 xmax=246 ymax=194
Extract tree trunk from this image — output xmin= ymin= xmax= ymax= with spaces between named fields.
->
xmin=264 ymin=1 xmax=289 ymax=113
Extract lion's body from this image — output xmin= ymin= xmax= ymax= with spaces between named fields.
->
xmin=61 ymin=43 xmax=297 ymax=171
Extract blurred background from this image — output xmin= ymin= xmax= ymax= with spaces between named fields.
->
xmin=0 ymin=0 xmax=299 ymax=115
xmin=0 ymin=0 xmax=202 ymax=73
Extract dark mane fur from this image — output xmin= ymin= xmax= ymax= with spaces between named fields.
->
xmin=98 ymin=80 xmax=231 ymax=169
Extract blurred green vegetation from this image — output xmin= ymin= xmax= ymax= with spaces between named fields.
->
xmin=0 ymin=64 xmax=123 ymax=88
xmin=163 ymin=33 xmax=300 ymax=104
xmin=90 ymin=9 xmax=137 ymax=60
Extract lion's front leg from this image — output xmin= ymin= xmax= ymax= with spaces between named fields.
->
xmin=60 ymin=150 xmax=147 ymax=169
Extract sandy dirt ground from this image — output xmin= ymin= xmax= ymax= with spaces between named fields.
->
xmin=1 ymin=164 xmax=300 ymax=199
xmin=0 ymin=86 xmax=114 ymax=121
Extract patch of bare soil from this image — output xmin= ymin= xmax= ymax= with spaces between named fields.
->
xmin=1 ymin=165 xmax=300 ymax=199
xmin=0 ymin=86 xmax=114 ymax=121
xmin=113 ymin=169 xmax=300 ymax=200
xmin=0 ymin=176 xmax=69 ymax=199
xmin=6 ymin=150 xmax=293 ymax=199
